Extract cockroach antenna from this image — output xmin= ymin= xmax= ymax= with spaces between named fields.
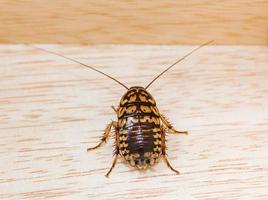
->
xmin=145 ymin=40 xmax=214 ymax=89
xmin=25 ymin=44 xmax=129 ymax=90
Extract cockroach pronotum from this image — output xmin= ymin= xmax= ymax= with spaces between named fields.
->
xmin=27 ymin=41 xmax=212 ymax=177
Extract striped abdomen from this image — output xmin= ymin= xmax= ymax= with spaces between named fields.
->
xmin=117 ymin=86 xmax=162 ymax=169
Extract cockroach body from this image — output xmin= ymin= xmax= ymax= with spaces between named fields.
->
xmin=116 ymin=86 xmax=186 ymax=171
xmin=88 ymin=85 xmax=188 ymax=177
xmin=27 ymin=41 xmax=212 ymax=177
xmin=118 ymin=86 xmax=162 ymax=169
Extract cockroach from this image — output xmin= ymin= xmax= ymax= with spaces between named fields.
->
xmin=27 ymin=41 xmax=212 ymax=177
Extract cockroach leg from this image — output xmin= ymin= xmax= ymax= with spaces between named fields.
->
xmin=161 ymin=129 xmax=180 ymax=174
xmin=106 ymin=126 xmax=120 ymax=177
xmin=162 ymin=155 xmax=180 ymax=174
xmin=87 ymin=121 xmax=117 ymax=151
xmin=105 ymin=153 xmax=119 ymax=177
xmin=160 ymin=114 xmax=188 ymax=135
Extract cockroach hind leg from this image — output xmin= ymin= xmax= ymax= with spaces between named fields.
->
xmin=163 ymin=155 xmax=180 ymax=175
xmin=105 ymin=154 xmax=119 ymax=178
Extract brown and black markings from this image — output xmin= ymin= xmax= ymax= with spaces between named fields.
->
xmin=26 ymin=41 xmax=213 ymax=177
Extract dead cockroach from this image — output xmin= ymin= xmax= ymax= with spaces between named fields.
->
xmin=26 ymin=41 xmax=212 ymax=177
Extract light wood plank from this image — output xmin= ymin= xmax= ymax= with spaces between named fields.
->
xmin=0 ymin=44 xmax=268 ymax=199
xmin=0 ymin=0 xmax=267 ymax=45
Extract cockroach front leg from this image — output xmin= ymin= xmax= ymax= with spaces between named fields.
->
xmin=160 ymin=114 xmax=188 ymax=135
xmin=87 ymin=121 xmax=117 ymax=151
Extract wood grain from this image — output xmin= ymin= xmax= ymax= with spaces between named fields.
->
xmin=0 ymin=44 xmax=268 ymax=199
xmin=0 ymin=0 xmax=268 ymax=45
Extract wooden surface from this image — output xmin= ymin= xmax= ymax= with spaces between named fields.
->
xmin=0 ymin=44 xmax=268 ymax=199
xmin=0 ymin=0 xmax=268 ymax=45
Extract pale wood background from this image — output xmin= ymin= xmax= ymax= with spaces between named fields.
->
xmin=0 ymin=0 xmax=268 ymax=45
xmin=0 ymin=44 xmax=268 ymax=199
